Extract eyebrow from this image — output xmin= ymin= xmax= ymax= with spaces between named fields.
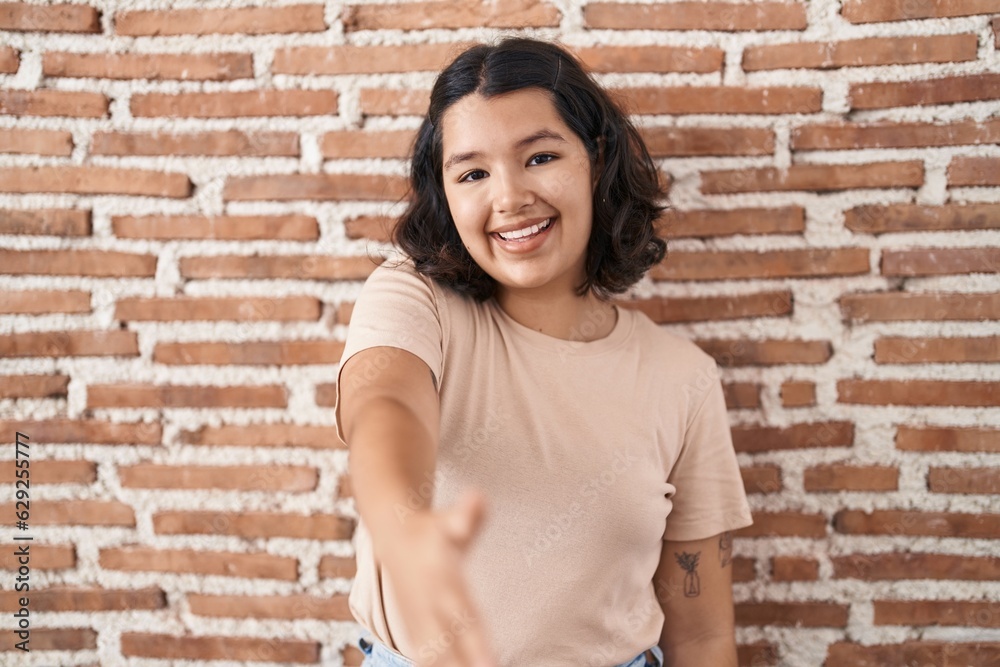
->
xmin=443 ymin=128 xmax=568 ymax=172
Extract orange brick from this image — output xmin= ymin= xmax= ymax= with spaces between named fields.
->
xmin=842 ymin=0 xmax=1000 ymax=22
xmin=928 ymin=467 xmax=1000 ymax=494
xmin=851 ymin=73 xmax=1000 ymax=109
xmin=0 ymin=418 xmax=161 ymax=445
xmin=0 ymin=208 xmax=89 ymax=235
xmin=0 ymin=586 xmax=163 ymax=612
xmin=319 ymin=554 xmax=356 ymax=579
xmin=622 ymin=290 xmax=792 ymax=323
xmin=100 ymin=546 xmax=298 ymax=580
xmin=43 ymin=52 xmax=252 ymax=80
xmin=875 ymin=336 xmax=1000 ymax=363
xmin=739 ymin=643 xmax=780 ymax=667
xmin=0 ymin=500 xmax=134 ymax=526
xmin=612 ymin=85 xmax=822 ymax=115
xmin=179 ymin=423 xmax=343 ymax=450
xmin=188 ymin=593 xmax=350 ymax=619
xmin=86 ymin=384 xmax=287 ymax=409
xmin=804 ymin=464 xmax=898 ymax=491
xmin=0 ymin=128 xmax=72 ymax=155
xmin=639 ymin=126 xmax=775 ymax=157
xmin=132 ymin=90 xmax=337 ymax=118
xmin=0 ymin=3 xmax=100 ymax=32
xmin=0 ymin=544 xmax=74 ymax=571
xmin=832 ymin=552 xmax=1000 ymax=581
xmin=152 ymin=510 xmax=353 ymax=540
xmin=696 ymin=339 xmax=831 ymax=366
xmin=114 ymin=214 xmax=318 ymax=241
xmin=846 ymin=203 xmax=1000 ymax=233
xmin=0 ymin=45 xmax=15 ymax=72
xmin=23 ymin=460 xmax=97 ymax=485
xmin=0 ymin=90 xmax=107 ymax=117
xmin=723 ymin=382 xmax=762 ymax=409
xmin=771 ymin=556 xmax=819 ymax=581
xmin=780 ymin=380 xmax=815 ymax=407
xmin=737 ymin=602 xmax=848 ymax=627
xmin=995 ymin=17 xmax=1000 ymax=48
xmin=359 ymin=88 xmax=429 ymax=116
xmin=575 ymin=44 xmax=723 ymax=73
xmin=826 ymin=641 xmax=1000 ymax=667
xmin=875 ymin=600 xmax=1000 ymax=627
xmin=224 ymin=173 xmax=407 ymax=202
xmin=114 ymin=6 xmax=326 ymax=35
xmin=794 ymin=119 xmax=1000 ymax=151
xmin=93 ymin=130 xmax=299 ymax=157
xmin=897 ymin=426 xmax=1000 ymax=453
xmin=0 ymin=165 xmax=190 ymax=197
xmin=322 ymin=130 xmax=417 ymax=159
xmin=275 ymin=42 xmax=473 ymax=74
xmin=732 ymin=557 xmax=756 ymax=583
xmin=834 ymin=510 xmax=1000 ymax=538
xmin=121 ymin=632 xmax=319 ymax=663
xmin=702 ymin=160 xmax=923 ymax=194
xmin=656 ymin=207 xmax=803 ymax=236
xmin=733 ymin=421 xmax=853 ymax=453
xmin=0 ymin=627 xmax=95 ymax=651
xmin=744 ymin=34 xmax=977 ymax=70
xmin=116 ymin=295 xmax=320 ymax=321
xmin=742 ymin=465 xmax=782 ymax=494
xmin=738 ymin=512 xmax=827 ymax=538
xmin=154 ymin=340 xmax=345 ymax=366
xmin=343 ymin=0 xmax=560 ymax=30
xmin=0 ymin=374 xmax=70 ymax=398
xmin=119 ymin=464 xmax=317 ymax=491
xmin=840 ymin=291 xmax=1000 ymax=322
xmin=949 ymin=156 xmax=1000 ymax=186
xmin=839 ymin=379 xmax=999 ymax=406
xmin=584 ymin=2 xmax=807 ymax=30
xmin=883 ymin=248 xmax=1000 ymax=276
xmin=651 ymin=248 xmax=870 ymax=281
xmin=0 ymin=330 xmax=138 ymax=358
xmin=179 ymin=254 xmax=377 ymax=280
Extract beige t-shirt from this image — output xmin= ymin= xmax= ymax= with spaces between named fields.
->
xmin=335 ymin=255 xmax=753 ymax=666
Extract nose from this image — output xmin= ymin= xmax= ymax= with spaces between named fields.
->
xmin=491 ymin=167 xmax=536 ymax=214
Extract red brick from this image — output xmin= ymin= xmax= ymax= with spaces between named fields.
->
xmin=0 ymin=45 xmax=15 ymax=72
xmin=781 ymin=380 xmax=815 ymax=407
xmin=119 ymin=464 xmax=317 ymax=491
xmin=885 ymin=248 xmax=1000 ymax=276
xmin=224 ymin=173 xmax=407 ymax=202
xmin=114 ymin=6 xmax=325 ymax=35
xmin=639 ymin=126 xmax=776 ymax=158
xmin=839 ymin=379 xmax=999 ymax=406
xmin=117 ymin=295 xmax=320 ymax=321
xmin=322 ymin=130 xmax=416 ymax=159
xmin=724 ymin=382 xmax=762 ymax=409
xmin=43 ymin=52 xmax=252 ymax=80
xmin=0 ymin=330 xmax=138 ymax=358
xmin=843 ymin=0 xmax=1000 ymax=22
xmin=738 ymin=643 xmax=780 ymax=667
xmin=154 ymin=340 xmax=344 ymax=366
xmin=114 ymin=214 xmax=318 ymax=241
xmin=0 ymin=165 xmax=190 ymax=196
xmin=696 ymin=339 xmax=832 ymax=366
xmin=133 ymin=89 xmax=337 ymax=118
xmin=804 ymin=464 xmax=898 ymax=491
xmin=584 ymin=2 xmax=807 ymax=30
xmin=575 ymin=44 xmax=723 ymax=73
xmin=621 ymin=290 xmax=792 ymax=323
xmin=0 ymin=627 xmax=95 ymax=651
xmin=0 ymin=500 xmax=134 ymax=526
xmin=21 ymin=460 xmax=97 ymax=485
xmin=152 ymin=510 xmax=353 ymax=540
xmin=121 ymin=632 xmax=319 ymax=663
xmin=651 ymin=248 xmax=870 ymax=280
xmin=188 ymin=593 xmax=350 ymax=619
xmin=702 ymin=160 xmax=923 ymax=193
xmin=738 ymin=512 xmax=827 ymax=538
xmin=657 ymin=207 xmax=802 ymax=235
xmin=929 ymin=467 xmax=1000 ymax=494
xmin=179 ymin=423 xmax=343 ymax=450
xmin=846 ymin=203 xmax=1000 ymax=233
xmin=834 ymin=510 xmax=1000 ymax=538
xmin=0 ymin=89 xmax=107 ymax=117
xmin=359 ymin=88 xmax=429 ymax=116
xmin=732 ymin=421 xmax=852 ymax=453
xmin=950 ymin=156 xmax=1000 ymax=186
xmin=0 ymin=374 xmax=70 ymax=398
xmin=0 ymin=208 xmax=89 ymax=235
xmin=745 ymin=34 xmax=976 ymax=71
xmin=0 ymin=544 xmax=74 ymax=570
xmin=0 ymin=418 xmax=161 ymax=445
xmin=832 ymin=552 xmax=1000 ymax=581
xmin=875 ymin=600 xmax=1000 ymax=627
xmin=841 ymin=291 xmax=1000 ymax=321
xmin=794 ymin=118 xmax=1000 ymax=151
xmin=318 ymin=555 xmax=356 ymax=579
xmin=275 ymin=42 xmax=474 ymax=75
xmin=826 ymin=641 xmax=1000 ymax=667
xmin=93 ymin=130 xmax=298 ymax=157
xmin=875 ymin=336 xmax=1000 ymax=363
xmin=851 ymin=73 xmax=1000 ymax=109
xmin=100 ymin=546 xmax=297 ymax=580
xmin=995 ymin=17 xmax=1000 ymax=48
xmin=612 ymin=85 xmax=821 ymax=115
xmin=736 ymin=602 xmax=848 ymax=627
xmin=0 ymin=3 xmax=100 ymax=32
xmin=897 ymin=426 xmax=1000 ymax=453
xmin=179 ymin=254 xmax=378 ymax=280
xmin=741 ymin=465 xmax=782 ymax=494
xmin=87 ymin=384 xmax=287 ymax=409
xmin=0 ymin=128 xmax=72 ymax=155
xmin=0 ymin=586 xmax=163 ymax=611
xmin=771 ymin=556 xmax=819 ymax=581
xmin=343 ymin=0 xmax=560 ymax=30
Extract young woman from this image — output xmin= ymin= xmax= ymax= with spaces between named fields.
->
xmin=335 ymin=36 xmax=753 ymax=667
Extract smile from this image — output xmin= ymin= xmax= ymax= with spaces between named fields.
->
xmin=490 ymin=216 xmax=556 ymax=253
xmin=493 ymin=217 xmax=553 ymax=242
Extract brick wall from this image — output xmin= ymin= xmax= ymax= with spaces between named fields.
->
xmin=1 ymin=1 xmax=998 ymax=665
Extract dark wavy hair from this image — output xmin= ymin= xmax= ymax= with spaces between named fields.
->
xmin=386 ymin=36 xmax=669 ymax=303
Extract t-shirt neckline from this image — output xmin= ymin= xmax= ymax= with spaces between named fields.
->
xmin=487 ymin=298 xmax=632 ymax=355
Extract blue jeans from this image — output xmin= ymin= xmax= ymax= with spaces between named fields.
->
xmin=357 ymin=630 xmax=664 ymax=667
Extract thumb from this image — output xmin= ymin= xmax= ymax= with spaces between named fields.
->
xmin=442 ymin=489 xmax=488 ymax=549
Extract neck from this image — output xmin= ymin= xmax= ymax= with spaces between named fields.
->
xmin=494 ymin=283 xmax=618 ymax=342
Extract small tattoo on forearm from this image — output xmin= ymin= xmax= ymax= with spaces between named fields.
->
xmin=719 ymin=531 xmax=733 ymax=568
xmin=675 ymin=551 xmax=701 ymax=597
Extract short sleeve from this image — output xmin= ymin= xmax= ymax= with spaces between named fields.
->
xmin=663 ymin=361 xmax=753 ymax=542
xmin=334 ymin=258 xmax=444 ymax=447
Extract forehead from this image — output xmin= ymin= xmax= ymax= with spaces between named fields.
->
xmin=439 ymin=88 xmax=568 ymax=148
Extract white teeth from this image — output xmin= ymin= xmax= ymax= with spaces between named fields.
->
xmin=497 ymin=218 xmax=551 ymax=241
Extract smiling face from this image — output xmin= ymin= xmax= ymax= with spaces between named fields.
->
xmin=440 ymin=87 xmax=598 ymax=301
